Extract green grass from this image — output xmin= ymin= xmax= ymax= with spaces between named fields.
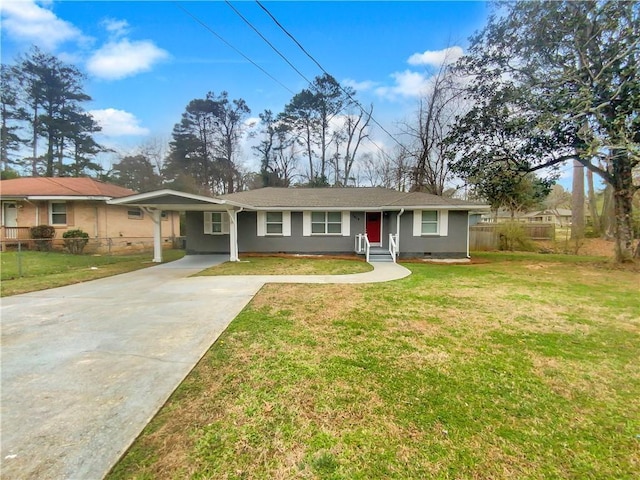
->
xmin=0 ymin=249 xmax=185 ymax=296
xmin=196 ymin=255 xmax=373 ymax=276
xmin=108 ymin=252 xmax=639 ymax=479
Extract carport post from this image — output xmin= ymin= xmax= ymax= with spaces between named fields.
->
xmin=228 ymin=208 xmax=239 ymax=262
xmin=151 ymin=209 xmax=163 ymax=263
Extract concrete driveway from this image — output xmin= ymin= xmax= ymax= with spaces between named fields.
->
xmin=1 ymin=256 xmax=410 ymax=479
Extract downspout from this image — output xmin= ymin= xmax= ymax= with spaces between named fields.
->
xmin=396 ymin=208 xmax=404 ymax=255
xmin=466 ymin=212 xmax=471 ymax=259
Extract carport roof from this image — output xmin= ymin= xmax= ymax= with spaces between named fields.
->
xmin=107 ymin=189 xmax=251 ymax=211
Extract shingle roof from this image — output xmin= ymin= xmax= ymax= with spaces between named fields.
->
xmin=218 ymin=187 xmax=484 ymax=209
xmin=0 ymin=177 xmax=136 ymax=198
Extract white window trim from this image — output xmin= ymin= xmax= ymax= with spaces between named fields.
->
xmin=49 ymin=201 xmax=67 ymax=226
xmin=257 ymin=211 xmax=291 ymax=237
xmin=204 ymin=211 xmax=229 ymax=235
xmin=412 ymin=210 xmax=448 ymax=237
xmin=303 ymin=210 xmax=350 ymax=237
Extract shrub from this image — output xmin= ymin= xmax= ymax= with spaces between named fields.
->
xmin=62 ymin=229 xmax=90 ymax=254
xmin=29 ymin=225 xmax=56 ymax=251
xmin=497 ymin=222 xmax=536 ymax=251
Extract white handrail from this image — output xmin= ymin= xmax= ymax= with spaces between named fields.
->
xmin=364 ymin=234 xmax=370 ymax=262
xmin=355 ymin=233 xmax=371 ymax=261
xmin=389 ymin=233 xmax=398 ymax=263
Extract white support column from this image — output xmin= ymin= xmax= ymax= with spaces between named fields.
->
xmin=227 ymin=209 xmax=239 ymax=262
xmin=151 ymin=209 xmax=163 ymax=263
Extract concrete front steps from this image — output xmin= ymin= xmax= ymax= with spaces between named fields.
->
xmin=367 ymin=247 xmax=395 ymax=263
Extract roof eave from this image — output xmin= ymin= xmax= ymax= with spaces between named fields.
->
xmin=106 ymin=189 xmax=253 ymax=209
xmin=381 ymin=204 xmax=492 ymax=211
xmin=6 ymin=195 xmax=113 ymax=201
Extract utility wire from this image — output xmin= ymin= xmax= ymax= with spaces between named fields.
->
xmin=174 ymin=2 xmax=295 ymax=95
xmin=224 ymin=1 xmax=313 ymax=86
xmin=255 ymin=0 xmax=410 ymax=157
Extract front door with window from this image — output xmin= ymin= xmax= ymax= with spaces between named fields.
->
xmin=3 ymin=202 xmax=18 ymax=228
xmin=2 ymin=202 xmax=18 ymax=239
xmin=365 ymin=212 xmax=382 ymax=244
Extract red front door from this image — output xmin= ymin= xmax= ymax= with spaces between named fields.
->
xmin=366 ymin=212 xmax=382 ymax=243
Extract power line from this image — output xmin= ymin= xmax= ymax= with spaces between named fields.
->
xmin=173 ymin=2 xmax=295 ymax=95
xmin=224 ymin=1 xmax=313 ymax=86
xmin=177 ymin=0 xmax=406 ymax=165
xmin=255 ymin=0 xmax=410 ymax=157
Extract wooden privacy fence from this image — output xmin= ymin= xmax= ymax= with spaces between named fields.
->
xmin=469 ymin=223 xmax=555 ymax=251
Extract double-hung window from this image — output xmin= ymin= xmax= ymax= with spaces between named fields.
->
xmin=266 ymin=212 xmax=283 ymax=235
xmin=257 ymin=211 xmax=290 ymax=236
xmin=50 ymin=202 xmax=67 ymax=225
xmin=311 ymin=211 xmax=342 ymax=235
xmin=421 ymin=211 xmax=438 ymax=234
xmin=413 ymin=209 xmax=448 ymax=237
xmin=204 ymin=212 xmax=229 ymax=234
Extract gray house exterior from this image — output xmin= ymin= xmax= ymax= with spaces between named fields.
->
xmin=109 ymin=187 xmax=489 ymax=262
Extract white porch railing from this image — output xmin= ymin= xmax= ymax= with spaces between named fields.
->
xmin=355 ymin=233 xmax=370 ymax=262
xmin=1 ymin=226 xmax=31 ymax=240
xmin=388 ymin=233 xmax=398 ymax=263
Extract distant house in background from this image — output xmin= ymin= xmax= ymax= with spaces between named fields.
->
xmin=523 ymin=208 xmax=573 ymax=227
xmin=0 ymin=177 xmax=180 ymax=253
xmin=481 ymin=208 xmax=573 ymax=227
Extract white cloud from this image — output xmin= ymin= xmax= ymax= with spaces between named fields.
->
xmin=101 ymin=18 xmax=130 ymax=38
xmin=244 ymin=117 xmax=260 ymax=129
xmin=89 ymin=108 xmax=149 ymax=136
xmin=375 ymin=70 xmax=431 ymax=99
xmin=86 ymin=39 xmax=169 ymax=80
xmin=407 ymin=46 xmax=464 ymax=67
xmin=343 ymin=78 xmax=377 ymax=92
xmin=0 ymin=0 xmax=85 ymax=50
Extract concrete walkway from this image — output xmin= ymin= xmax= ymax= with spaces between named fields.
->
xmin=0 ymin=256 xmax=410 ymax=480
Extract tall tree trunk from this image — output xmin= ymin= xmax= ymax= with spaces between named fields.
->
xmin=610 ymin=154 xmax=637 ymax=262
xmin=601 ymin=185 xmax=615 ymax=239
xmin=571 ymin=159 xmax=585 ymax=240
xmin=31 ymin=103 xmax=38 ymax=176
xmin=46 ymin=131 xmax=55 ymax=177
xmin=586 ymin=168 xmax=601 ymax=236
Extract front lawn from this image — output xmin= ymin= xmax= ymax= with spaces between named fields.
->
xmin=108 ymin=253 xmax=639 ymax=479
xmin=0 ymin=249 xmax=185 ymax=296
xmin=196 ymin=255 xmax=373 ymax=276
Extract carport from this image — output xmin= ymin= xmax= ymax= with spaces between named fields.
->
xmin=108 ymin=189 xmax=248 ymax=262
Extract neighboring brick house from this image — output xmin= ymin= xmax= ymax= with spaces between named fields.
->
xmin=0 ymin=177 xmax=180 ymax=253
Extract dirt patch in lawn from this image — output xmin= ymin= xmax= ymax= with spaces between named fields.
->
xmin=535 ymin=237 xmax=616 ymax=256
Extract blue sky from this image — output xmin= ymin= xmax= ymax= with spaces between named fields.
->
xmin=1 ymin=0 xmax=491 ymax=173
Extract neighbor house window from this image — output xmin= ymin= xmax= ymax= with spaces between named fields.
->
xmin=311 ymin=211 xmax=342 ymax=234
xmin=50 ymin=202 xmax=67 ymax=225
xmin=266 ymin=212 xmax=283 ymax=234
xmin=421 ymin=211 xmax=438 ymax=234
xmin=128 ymin=208 xmax=143 ymax=220
xmin=204 ymin=212 xmax=229 ymax=235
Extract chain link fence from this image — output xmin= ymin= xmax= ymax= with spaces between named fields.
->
xmin=1 ymin=236 xmax=186 ymax=279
